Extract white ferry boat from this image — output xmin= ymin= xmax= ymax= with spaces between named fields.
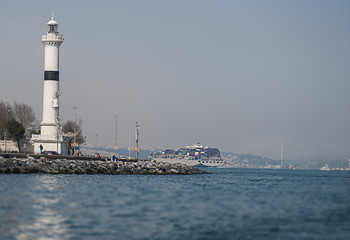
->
xmin=320 ymin=164 xmax=330 ymax=170
xmin=150 ymin=143 xmax=224 ymax=167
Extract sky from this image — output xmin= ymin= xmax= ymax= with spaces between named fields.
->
xmin=0 ymin=0 xmax=349 ymax=160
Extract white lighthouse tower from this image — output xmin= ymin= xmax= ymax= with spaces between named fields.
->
xmin=31 ymin=13 xmax=69 ymax=154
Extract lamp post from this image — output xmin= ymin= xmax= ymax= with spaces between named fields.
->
xmin=56 ymin=116 xmax=60 ymax=154
xmin=135 ymin=122 xmax=139 ymax=160
xmin=71 ymin=106 xmax=77 ymax=155
xmin=71 ymin=106 xmax=77 ymax=142
xmin=281 ymin=144 xmax=284 ymax=169
xmin=5 ymin=109 xmax=11 ymax=153
xmin=128 ymin=116 xmax=131 ymax=159
xmin=95 ymin=134 xmax=98 ymax=149
xmin=114 ymin=115 xmax=118 ymax=156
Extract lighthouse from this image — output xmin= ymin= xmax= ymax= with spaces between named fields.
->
xmin=31 ymin=13 xmax=69 ymax=154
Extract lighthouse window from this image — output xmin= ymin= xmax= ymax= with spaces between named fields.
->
xmin=48 ymin=25 xmax=57 ymax=33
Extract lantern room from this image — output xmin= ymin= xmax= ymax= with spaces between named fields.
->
xmin=47 ymin=17 xmax=58 ymax=33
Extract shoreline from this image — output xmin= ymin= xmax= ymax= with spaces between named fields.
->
xmin=0 ymin=155 xmax=210 ymax=175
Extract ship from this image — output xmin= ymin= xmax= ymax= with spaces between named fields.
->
xmin=320 ymin=164 xmax=330 ymax=171
xmin=150 ymin=143 xmax=224 ymax=167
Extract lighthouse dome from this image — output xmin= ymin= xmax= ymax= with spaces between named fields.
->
xmin=47 ymin=18 xmax=58 ymax=25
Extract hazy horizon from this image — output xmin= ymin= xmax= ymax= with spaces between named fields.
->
xmin=1 ymin=1 xmax=349 ymax=161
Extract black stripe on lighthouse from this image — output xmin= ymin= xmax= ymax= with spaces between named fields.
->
xmin=44 ymin=71 xmax=59 ymax=81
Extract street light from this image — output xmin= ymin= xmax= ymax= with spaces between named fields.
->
xmin=56 ymin=116 xmax=60 ymax=154
xmin=135 ymin=121 xmax=140 ymax=160
xmin=71 ymin=106 xmax=77 ymax=156
xmin=128 ymin=116 xmax=131 ymax=159
xmin=114 ymin=115 xmax=118 ymax=156
xmin=95 ymin=134 xmax=98 ymax=149
xmin=71 ymin=106 xmax=77 ymax=143
xmin=5 ymin=109 xmax=11 ymax=153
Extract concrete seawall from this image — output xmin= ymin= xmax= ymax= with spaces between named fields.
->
xmin=0 ymin=154 xmax=209 ymax=175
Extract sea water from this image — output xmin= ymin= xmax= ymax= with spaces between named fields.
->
xmin=0 ymin=168 xmax=349 ymax=240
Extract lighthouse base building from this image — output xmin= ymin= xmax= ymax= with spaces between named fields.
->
xmin=32 ymin=135 xmax=69 ymax=155
xmin=31 ymin=14 xmax=70 ymax=155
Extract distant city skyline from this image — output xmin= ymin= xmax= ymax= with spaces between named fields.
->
xmin=1 ymin=1 xmax=349 ymax=160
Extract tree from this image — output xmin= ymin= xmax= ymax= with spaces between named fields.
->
xmin=7 ymin=119 xmax=25 ymax=152
xmin=12 ymin=102 xmax=37 ymax=130
xmin=62 ymin=119 xmax=85 ymax=144
xmin=0 ymin=100 xmax=38 ymax=140
xmin=0 ymin=100 xmax=12 ymax=140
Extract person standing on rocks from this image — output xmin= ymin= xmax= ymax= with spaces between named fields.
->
xmin=39 ymin=144 xmax=43 ymax=154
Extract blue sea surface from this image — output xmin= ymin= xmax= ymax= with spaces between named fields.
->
xmin=0 ymin=168 xmax=350 ymax=240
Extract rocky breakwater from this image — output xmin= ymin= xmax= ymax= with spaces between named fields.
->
xmin=0 ymin=157 xmax=209 ymax=175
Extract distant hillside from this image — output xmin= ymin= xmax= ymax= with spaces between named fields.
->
xmin=222 ymin=152 xmax=276 ymax=162
xmin=222 ymin=152 xmax=349 ymax=169
xmin=222 ymin=152 xmax=281 ymax=168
